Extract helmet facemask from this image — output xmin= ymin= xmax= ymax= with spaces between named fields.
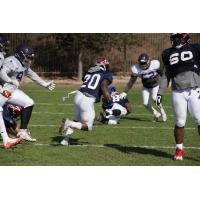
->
xmin=170 ymin=33 xmax=190 ymax=49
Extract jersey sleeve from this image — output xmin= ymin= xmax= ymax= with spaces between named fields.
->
xmin=131 ymin=65 xmax=139 ymax=76
xmin=103 ymin=72 xmax=113 ymax=84
xmin=26 ymin=68 xmax=47 ymax=87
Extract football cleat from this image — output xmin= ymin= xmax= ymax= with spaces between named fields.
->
xmin=161 ymin=113 xmax=167 ymax=122
xmin=153 ymin=112 xmax=161 ymax=122
xmin=3 ymin=137 xmax=22 ymax=149
xmin=17 ymin=130 xmax=36 ymax=142
xmin=60 ymin=137 xmax=69 ymax=146
xmin=174 ymin=148 xmax=183 ymax=161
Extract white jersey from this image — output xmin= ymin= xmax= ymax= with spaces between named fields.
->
xmin=0 ymin=52 xmax=4 ymax=67
xmin=131 ymin=60 xmax=160 ymax=88
xmin=0 ymin=56 xmax=47 ymax=92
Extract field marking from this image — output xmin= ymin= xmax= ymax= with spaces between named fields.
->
xmin=28 ymin=143 xmax=200 ymax=150
xmin=35 ymin=102 xmax=172 ymax=108
xmin=28 ymin=124 xmax=196 ymax=130
xmin=1 ymin=141 xmax=199 ymax=150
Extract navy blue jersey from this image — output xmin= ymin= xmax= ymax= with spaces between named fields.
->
xmin=3 ymin=104 xmax=16 ymax=128
xmin=103 ymin=93 xmax=128 ymax=110
xmin=79 ymin=71 xmax=113 ymax=102
xmin=162 ymin=43 xmax=200 ymax=77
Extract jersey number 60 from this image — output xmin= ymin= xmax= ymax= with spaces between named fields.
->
xmin=169 ymin=51 xmax=193 ymax=65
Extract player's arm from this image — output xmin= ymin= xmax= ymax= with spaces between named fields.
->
xmin=27 ymin=68 xmax=55 ymax=91
xmin=101 ymin=79 xmax=112 ymax=103
xmin=120 ymin=75 xmax=137 ymax=99
xmin=124 ymin=101 xmax=132 ymax=114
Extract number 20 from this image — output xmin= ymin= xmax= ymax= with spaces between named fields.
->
xmin=169 ymin=51 xmax=193 ymax=65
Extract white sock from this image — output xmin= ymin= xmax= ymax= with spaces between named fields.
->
xmin=70 ymin=121 xmax=82 ymax=130
xmin=176 ymin=143 xmax=183 ymax=150
xmin=65 ymin=127 xmax=74 ymax=137
xmin=0 ymin=111 xmax=9 ymax=143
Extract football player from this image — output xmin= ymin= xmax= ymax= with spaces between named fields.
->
xmin=0 ymin=34 xmax=21 ymax=149
xmin=3 ymin=104 xmax=22 ymax=138
xmin=59 ymin=57 xmax=113 ymax=146
xmin=97 ymin=85 xmax=131 ymax=125
xmin=0 ymin=43 xmax=56 ymax=142
xmin=120 ymin=53 xmax=167 ymax=122
xmin=156 ymin=33 xmax=200 ymax=160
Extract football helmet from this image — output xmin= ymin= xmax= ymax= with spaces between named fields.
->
xmin=170 ymin=33 xmax=190 ymax=48
xmin=95 ymin=57 xmax=109 ymax=71
xmin=7 ymin=104 xmax=23 ymax=118
xmin=0 ymin=34 xmax=10 ymax=54
xmin=138 ymin=53 xmax=150 ymax=69
xmin=15 ymin=44 xmax=35 ymax=65
xmin=108 ymin=85 xmax=116 ymax=96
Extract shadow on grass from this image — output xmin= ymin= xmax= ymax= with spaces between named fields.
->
xmin=123 ymin=116 xmax=152 ymax=122
xmin=104 ymin=143 xmax=200 ymax=162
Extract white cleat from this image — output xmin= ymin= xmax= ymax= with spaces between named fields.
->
xmin=161 ymin=113 xmax=167 ymax=122
xmin=17 ymin=130 xmax=36 ymax=142
xmin=60 ymin=137 xmax=69 ymax=146
xmin=153 ymin=112 xmax=161 ymax=122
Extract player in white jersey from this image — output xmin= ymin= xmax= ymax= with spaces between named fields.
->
xmin=0 ymin=34 xmax=22 ymax=149
xmin=120 ymin=53 xmax=167 ymax=122
xmin=0 ymin=43 xmax=56 ymax=142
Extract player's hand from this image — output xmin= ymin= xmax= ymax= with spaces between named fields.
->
xmin=45 ymin=80 xmax=56 ymax=91
xmin=120 ymin=92 xmax=127 ymax=99
xmin=2 ymin=90 xmax=12 ymax=98
xmin=156 ymin=94 xmax=162 ymax=106
xmin=10 ymin=79 xmax=19 ymax=88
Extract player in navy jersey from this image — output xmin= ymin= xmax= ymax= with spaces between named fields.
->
xmin=97 ymin=85 xmax=131 ymax=125
xmin=156 ymin=33 xmax=200 ymax=160
xmin=59 ymin=57 xmax=113 ymax=146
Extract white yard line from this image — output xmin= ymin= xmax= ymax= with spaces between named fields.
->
xmin=28 ymin=124 xmax=195 ymax=130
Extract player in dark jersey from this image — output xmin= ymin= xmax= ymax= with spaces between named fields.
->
xmin=59 ymin=57 xmax=113 ymax=146
xmin=96 ymin=85 xmax=131 ymax=125
xmin=156 ymin=33 xmax=200 ymax=160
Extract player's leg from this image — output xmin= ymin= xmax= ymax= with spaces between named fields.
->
xmin=8 ymin=89 xmax=36 ymax=141
xmin=188 ymin=88 xmax=200 ymax=136
xmin=152 ymin=85 xmax=167 ymax=122
xmin=172 ymin=90 xmax=188 ymax=160
xmin=142 ymin=87 xmax=160 ymax=120
xmin=0 ymin=105 xmax=21 ymax=149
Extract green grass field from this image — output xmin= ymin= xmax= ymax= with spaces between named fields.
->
xmin=0 ymin=83 xmax=200 ymax=166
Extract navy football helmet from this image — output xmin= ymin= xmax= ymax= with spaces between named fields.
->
xmin=138 ymin=53 xmax=150 ymax=69
xmin=0 ymin=34 xmax=10 ymax=54
xmin=108 ymin=85 xmax=116 ymax=95
xmin=170 ymin=33 xmax=190 ymax=48
xmin=15 ymin=44 xmax=35 ymax=65
xmin=7 ymin=104 xmax=23 ymax=118
xmin=95 ymin=57 xmax=110 ymax=71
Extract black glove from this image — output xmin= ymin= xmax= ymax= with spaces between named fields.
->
xmin=156 ymin=94 xmax=162 ymax=106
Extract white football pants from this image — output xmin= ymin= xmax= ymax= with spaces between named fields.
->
xmin=172 ymin=88 xmax=200 ymax=127
xmin=0 ymin=89 xmax=34 ymax=108
xmin=74 ymin=91 xmax=95 ymax=130
xmin=105 ymin=103 xmax=127 ymax=125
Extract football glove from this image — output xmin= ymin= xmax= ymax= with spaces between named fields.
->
xmin=156 ymin=94 xmax=162 ymax=106
xmin=120 ymin=92 xmax=127 ymax=99
xmin=2 ymin=90 xmax=12 ymax=98
xmin=45 ymin=80 xmax=56 ymax=91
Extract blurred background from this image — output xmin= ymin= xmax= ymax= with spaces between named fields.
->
xmin=6 ymin=33 xmax=200 ymax=80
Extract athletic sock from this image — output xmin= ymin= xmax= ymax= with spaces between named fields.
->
xmin=70 ymin=121 xmax=82 ymax=130
xmin=176 ymin=143 xmax=183 ymax=150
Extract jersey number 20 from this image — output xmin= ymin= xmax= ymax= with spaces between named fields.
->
xmin=81 ymin=74 xmax=101 ymax=90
